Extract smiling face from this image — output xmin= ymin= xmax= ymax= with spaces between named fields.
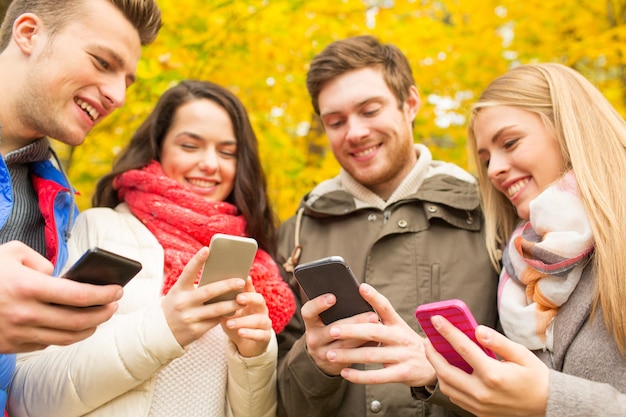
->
xmin=473 ymin=106 xmax=566 ymax=219
xmin=12 ymin=0 xmax=141 ymax=149
xmin=160 ymin=99 xmax=237 ymax=202
xmin=318 ymin=67 xmax=419 ymax=199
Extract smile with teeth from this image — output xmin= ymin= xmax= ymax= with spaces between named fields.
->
xmin=353 ymin=145 xmax=378 ymax=158
xmin=75 ymin=98 xmax=99 ymax=121
xmin=507 ymin=178 xmax=530 ymax=197
xmin=188 ymin=178 xmax=217 ymax=188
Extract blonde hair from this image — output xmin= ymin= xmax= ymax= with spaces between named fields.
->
xmin=468 ymin=63 xmax=626 ymax=355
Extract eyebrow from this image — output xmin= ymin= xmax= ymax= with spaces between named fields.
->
xmin=176 ymin=131 xmax=203 ymax=140
xmin=320 ymin=96 xmax=383 ymax=118
xmin=91 ymin=45 xmax=137 ymax=85
xmin=176 ymin=132 xmax=237 ymax=145
xmin=477 ymin=125 xmax=515 ymax=154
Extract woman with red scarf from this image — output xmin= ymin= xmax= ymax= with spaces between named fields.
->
xmin=8 ymin=81 xmax=295 ymax=417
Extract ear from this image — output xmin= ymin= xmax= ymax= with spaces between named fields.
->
xmin=11 ymin=13 xmax=43 ymax=56
xmin=405 ymin=85 xmax=421 ymax=122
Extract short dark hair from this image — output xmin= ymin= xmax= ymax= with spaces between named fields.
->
xmin=306 ymin=35 xmax=415 ymax=115
xmin=0 ymin=0 xmax=161 ymax=51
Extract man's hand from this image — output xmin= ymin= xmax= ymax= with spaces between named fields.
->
xmin=0 ymin=241 xmax=123 ymax=353
xmin=301 ymin=291 xmax=380 ymax=376
xmin=325 ymin=283 xmax=438 ymax=387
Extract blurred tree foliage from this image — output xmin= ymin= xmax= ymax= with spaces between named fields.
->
xmin=48 ymin=0 xmax=626 ymax=220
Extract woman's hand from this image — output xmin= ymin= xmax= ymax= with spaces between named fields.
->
xmin=425 ymin=315 xmax=549 ymax=417
xmin=221 ymin=277 xmax=272 ymax=357
xmin=161 ymin=247 xmax=246 ymax=347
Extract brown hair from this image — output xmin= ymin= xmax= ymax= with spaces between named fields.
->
xmin=0 ymin=0 xmax=161 ymax=51
xmin=306 ymin=35 xmax=415 ymax=115
xmin=93 ymin=80 xmax=278 ymax=255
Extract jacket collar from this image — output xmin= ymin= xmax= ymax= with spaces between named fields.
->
xmin=300 ymin=145 xmax=480 ymax=217
xmin=301 ymin=174 xmax=481 ymax=216
xmin=4 ymin=138 xmax=50 ymax=165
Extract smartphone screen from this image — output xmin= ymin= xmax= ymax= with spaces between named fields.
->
xmin=62 ymin=247 xmax=142 ymax=287
xmin=415 ymin=299 xmax=496 ymax=373
xmin=293 ymin=256 xmax=375 ymax=325
xmin=198 ymin=234 xmax=258 ymax=303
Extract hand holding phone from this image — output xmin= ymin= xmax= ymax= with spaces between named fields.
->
xmin=293 ymin=256 xmax=375 ymax=325
xmin=62 ymin=247 xmax=142 ymax=287
xmin=415 ymin=299 xmax=496 ymax=373
xmin=198 ymin=234 xmax=258 ymax=304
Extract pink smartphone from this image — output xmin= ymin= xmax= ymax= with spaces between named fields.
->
xmin=415 ymin=299 xmax=496 ymax=373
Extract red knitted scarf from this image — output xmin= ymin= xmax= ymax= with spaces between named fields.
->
xmin=114 ymin=160 xmax=295 ymax=332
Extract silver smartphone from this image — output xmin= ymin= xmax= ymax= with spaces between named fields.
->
xmin=198 ymin=233 xmax=258 ymax=303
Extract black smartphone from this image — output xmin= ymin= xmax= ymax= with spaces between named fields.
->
xmin=293 ymin=256 xmax=375 ymax=325
xmin=198 ymin=234 xmax=258 ymax=304
xmin=62 ymin=247 xmax=142 ymax=287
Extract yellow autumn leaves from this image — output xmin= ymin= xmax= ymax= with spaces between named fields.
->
xmin=59 ymin=0 xmax=626 ymax=220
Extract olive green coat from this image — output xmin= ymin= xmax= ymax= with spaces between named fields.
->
xmin=276 ymin=171 xmax=499 ymax=417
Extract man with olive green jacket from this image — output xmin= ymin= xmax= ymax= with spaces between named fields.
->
xmin=276 ymin=160 xmax=498 ymax=417
xmin=274 ymin=35 xmax=498 ymax=417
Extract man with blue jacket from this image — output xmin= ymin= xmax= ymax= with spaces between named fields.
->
xmin=0 ymin=0 xmax=161 ymax=412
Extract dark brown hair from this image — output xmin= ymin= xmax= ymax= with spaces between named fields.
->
xmin=306 ymin=35 xmax=415 ymax=114
xmin=93 ymin=80 xmax=278 ymax=254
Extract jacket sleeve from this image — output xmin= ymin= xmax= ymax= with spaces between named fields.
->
xmin=7 ymin=301 xmax=184 ymax=417
xmin=226 ymin=331 xmax=278 ymax=417
xmin=275 ymin=216 xmax=348 ymax=417
xmin=0 ymin=354 xmax=14 ymax=412
xmin=277 ymin=336 xmax=349 ymax=417
xmin=410 ymin=385 xmax=477 ymax=417
xmin=546 ymin=370 xmax=626 ymax=417
xmin=7 ymin=209 xmax=185 ymax=417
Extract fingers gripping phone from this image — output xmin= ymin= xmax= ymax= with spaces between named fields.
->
xmin=62 ymin=247 xmax=142 ymax=287
xmin=198 ymin=234 xmax=258 ymax=304
xmin=415 ymin=299 xmax=496 ymax=374
xmin=293 ymin=256 xmax=375 ymax=325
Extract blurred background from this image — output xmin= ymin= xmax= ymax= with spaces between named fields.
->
xmin=2 ymin=0 xmax=626 ymax=220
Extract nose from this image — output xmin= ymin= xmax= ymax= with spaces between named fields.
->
xmin=345 ymin=116 xmax=370 ymax=142
xmin=199 ymin=148 xmax=219 ymax=173
xmin=101 ymin=76 xmax=127 ymax=110
xmin=486 ymin=152 xmax=509 ymax=180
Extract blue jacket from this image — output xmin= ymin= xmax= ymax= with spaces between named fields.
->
xmin=0 ymin=154 xmax=77 ymax=413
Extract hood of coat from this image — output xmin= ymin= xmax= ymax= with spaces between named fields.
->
xmin=299 ymin=172 xmax=481 ymax=218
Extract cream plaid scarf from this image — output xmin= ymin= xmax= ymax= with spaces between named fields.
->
xmin=498 ymin=171 xmax=594 ymax=351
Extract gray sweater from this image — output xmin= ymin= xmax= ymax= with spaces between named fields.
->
xmin=535 ymin=265 xmax=626 ymax=417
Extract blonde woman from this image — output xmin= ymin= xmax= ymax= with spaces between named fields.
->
xmin=424 ymin=63 xmax=626 ymax=416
